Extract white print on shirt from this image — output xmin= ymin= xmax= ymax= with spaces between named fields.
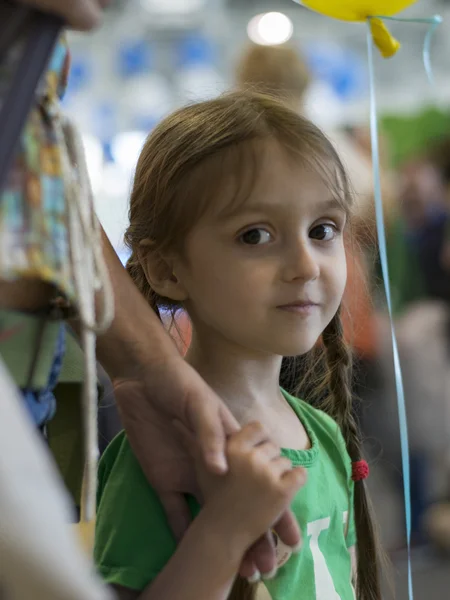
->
xmin=256 ymin=511 xmax=354 ymax=600
xmin=307 ymin=511 xmax=354 ymax=600
xmin=308 ymin=517 xmax=342 ymax=600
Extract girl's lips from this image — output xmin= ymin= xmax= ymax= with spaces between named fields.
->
xmin=277 ymin=302 xmax=319 ymax=314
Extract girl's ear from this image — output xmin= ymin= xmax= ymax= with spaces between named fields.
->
xmin=138 ymin=241 xmax=188 ymax=302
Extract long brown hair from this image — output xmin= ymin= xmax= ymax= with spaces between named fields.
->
xmin=125 ymin=91 xmax=383 ymax=600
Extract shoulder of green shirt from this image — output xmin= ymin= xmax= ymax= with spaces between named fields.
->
xmin=283 ymin=392 xmax=350 ymax=456
xmin=95 ymin=430 xmax=186 ymax=591
xmin=283 ymin=392 xmax=356 ymax=549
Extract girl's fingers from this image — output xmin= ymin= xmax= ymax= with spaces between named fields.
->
xmin=230 ymin=421 xmax=270 ymax=451
xmin=255 ymin=441 xmax=281 ymax=461
xmin=270 ymin=456 xmax=294 ymax=475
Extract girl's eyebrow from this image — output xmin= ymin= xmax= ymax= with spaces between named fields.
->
xmin=218 ymin=196 xmax=346 ymax=222
xmin=315 ymin=197 xmax=347 ymax=214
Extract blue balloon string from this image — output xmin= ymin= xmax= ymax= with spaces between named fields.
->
xmin=366 ymin=20 xmax=414 ymax=600
xmin=373 ymin=14 xmax=442 ymax=84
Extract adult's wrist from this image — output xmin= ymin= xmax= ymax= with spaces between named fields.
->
xmin=95 ymin=226 xmax=179 ymax=381
xmin=96 ymin=321 xmax=179 ymax=383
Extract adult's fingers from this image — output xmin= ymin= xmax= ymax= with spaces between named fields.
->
xmin=273 ymin=509 xmax=302 ymax=552
xmin=173 ymin=419 xmax=199 ymax=459
xmin=59 ymin=0 xmax=104 ymax=30
xmin=250 ymin=533 xmax=277 ymax=578
xmin=186 ymin=391 xmax=239 ymax=475
xmin=238 ymin=554 xmax=259 ymax=580
xmin=219 ymin=402 xmax=240 ymax=436
xmin=18 ymin=0 xmax=105 ymax=31
xmin=158 ymin=491 xmax=192 ymax=542
xmin=239 ymin=533 xmax=276 ymax=580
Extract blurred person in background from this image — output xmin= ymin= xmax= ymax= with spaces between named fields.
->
xmin=428 ymin=137 xmax=450 ymax=280
xmin=381 ymin=137 xmax=450 ymax=316
xmin=403 ymin=139 xmax=450 ymax=551
xmin=398 ymin=156 xmax=450 ymax=303
xmin=376 ymin=141 xmax=450 ymax=548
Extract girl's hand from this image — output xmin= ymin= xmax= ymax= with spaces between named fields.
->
xmin=178 ymin=420 xmax=306 ymax=558
xmin=17 ymin=0 xmax=111 ymax=30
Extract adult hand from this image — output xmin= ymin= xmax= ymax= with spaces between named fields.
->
xmin=17 ymin=0 xmax=111 ymax=30
xmin=114 ymin=357 xmax=236 ymax=537
xmin=113 ymin=356 xmax=302 ymax=578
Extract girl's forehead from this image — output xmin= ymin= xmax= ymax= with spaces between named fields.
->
xmin=207 ymin=144 xmax=340 ymax=221
xmin=206 ymin=163 xmax=339 ymax=221
xmin=182 ymin=136 xmax=349 ymax=227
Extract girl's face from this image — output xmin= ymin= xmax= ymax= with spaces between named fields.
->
xmin=172 ymin=141 xmax=348 ymax=358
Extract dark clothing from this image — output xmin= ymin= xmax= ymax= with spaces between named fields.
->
xmin=407 ymin=209 xmax=450 ymax=304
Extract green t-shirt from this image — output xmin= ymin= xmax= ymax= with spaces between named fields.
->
xmin=94 ymin=392 xmax=356 ymax=600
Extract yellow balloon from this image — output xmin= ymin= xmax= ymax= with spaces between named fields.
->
xmin=293 ymin=0 xmax=418 ymax=57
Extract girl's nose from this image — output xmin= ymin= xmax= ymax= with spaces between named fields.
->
xmin=281 ymin=238 xmax=320 ymax=283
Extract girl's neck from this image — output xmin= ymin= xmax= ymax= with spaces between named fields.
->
xmin=185 ymin=331 xmax=284 ymax=419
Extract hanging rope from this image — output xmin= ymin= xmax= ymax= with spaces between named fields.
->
xmin=53 ymin=113 xmax=114 ymax=523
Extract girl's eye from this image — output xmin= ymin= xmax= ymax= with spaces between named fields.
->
xmin=309 ymin=223 xmax=337 ymax=242
xmin=240 ymin=228 xmax=272 ymax=245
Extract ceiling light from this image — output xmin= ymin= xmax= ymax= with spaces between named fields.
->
xmin=141 ymin=0 xmax=205 ymax=15
xmin=247 ymin=12 xmax=294 ymax=46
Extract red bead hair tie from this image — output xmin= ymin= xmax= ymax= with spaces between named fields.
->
xmin=352 ymin=460 xmax=369 ymax=482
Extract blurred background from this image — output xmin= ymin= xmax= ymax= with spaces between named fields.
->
xmin=65 ymin=1 xmax=450 ymax=597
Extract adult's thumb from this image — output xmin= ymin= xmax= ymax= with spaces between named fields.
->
xmin=159 ymin=491 xmax=192 ymax=541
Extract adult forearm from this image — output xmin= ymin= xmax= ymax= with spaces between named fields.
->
xmin=95 ymin=228 xmax=178 ymax=381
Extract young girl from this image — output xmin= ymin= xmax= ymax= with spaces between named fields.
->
xmin=94 ymin=91 xmax=383 ymax=600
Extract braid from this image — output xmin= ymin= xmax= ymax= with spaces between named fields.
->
xmin=228 ymin=577 xmax=256 ymax=600
xmin=322 ymin=310 xmax=384 ymax=600
xmin=321 ymin=309 xmax=353 ymax=430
